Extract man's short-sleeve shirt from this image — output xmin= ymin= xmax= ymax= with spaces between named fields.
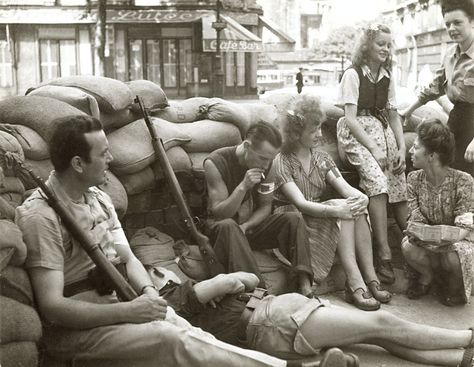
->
xmin=15 ymin=172 xmax=128 ymax=286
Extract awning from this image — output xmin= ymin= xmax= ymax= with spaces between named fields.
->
xmin=202 ymin=14 xmax=262 ymax=53
xmin=259 ymin=16 xmax=295 ymax=52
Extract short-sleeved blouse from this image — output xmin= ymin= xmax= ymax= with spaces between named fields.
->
xmin=336 ymin=65 xmax=397 ymax=109
xmin=274 ymin=149 xmax=337 ymax=204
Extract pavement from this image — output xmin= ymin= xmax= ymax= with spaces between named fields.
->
xmin=321 ymin=278 xmax=474 ymax=367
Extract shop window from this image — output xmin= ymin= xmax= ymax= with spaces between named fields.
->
xmin=0 ymin=28 xmax=12 ymax=88
xmin=39 ymin=39 xmax=77 ymax=82
xmin=225 ymin=52 xmax=246 ymax=87
xmin=163 ymin=39 xmax=177 ymax=88
xmin=146 ymin=39 xmax=161 ymax=84
xmin=129 ymin=39 xmax=144 ymax=80
xmin=178 ymin=39 xmax=192 ymax=88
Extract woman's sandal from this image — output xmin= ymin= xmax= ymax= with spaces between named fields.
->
xmin=459 ymin=327 xmax=474 ymax=367
xmin=366 ymin=280 xmax=392 ymax=303
xmin=345 ymin=284 xmax=380 ymax=311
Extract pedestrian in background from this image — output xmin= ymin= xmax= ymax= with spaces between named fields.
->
xmin=336 ymin=23 xmax=407 ymax=285
xmin=296 ymin=67 xmax=304 ymax=94
xmin=400 ymin=0 xmax=474 ymax=176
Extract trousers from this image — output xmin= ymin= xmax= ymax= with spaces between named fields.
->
xmin=206 ymin=212 xmax=313 ymax=287
xmin=448 ymin=102 xmax=474 ymax=176
xmin=42 ymin=292 xmax=285 ymax=367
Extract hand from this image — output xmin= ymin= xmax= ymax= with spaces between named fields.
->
xmin=398 ymin=109 xmax=411 ymax=126
xmin=335 ymin=202 xmax=354 ymax=219
xmin=239 ymin=223 xmax=248 ymax=234
xmin=465 ymin=139 xmax=474 ymax=163
xmin=345 ymin=196 xmax=367 ymax=217
xmin=127 ymin=293 xmax=168 ymax=323
xmin=241 ymin=168 xmax=264 ymax=191
xmin=370 ymin=146 xmax=388 ymax=171
xmin=392 ymin=148 xmax=406 ymax=175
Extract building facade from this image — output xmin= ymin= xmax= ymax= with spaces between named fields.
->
xmin=0 ymin=0 xmax=279 ymax=98
xmin=381 ymin=0 xmax=452 ymax=89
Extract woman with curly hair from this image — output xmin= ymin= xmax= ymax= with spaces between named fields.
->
xmin=273 ymin=94 xmax=391 ymax=311
xmin=336 ymin=23 xmax=407 ymax=285
xmin=403 ymin=119 xmax=474 ymax=306
xmin=400 ymin=0 xmax=474 ymax=176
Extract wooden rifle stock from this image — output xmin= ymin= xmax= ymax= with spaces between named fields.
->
xmin=135 ymin=96 xmax=224 ymax=277
xmin=14 ymin=158 xmax=138 ymax=301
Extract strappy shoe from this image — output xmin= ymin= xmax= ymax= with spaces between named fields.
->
xmin=345 ymin=284 xmax=380 ymax=311
xmin=460 ymin=347 xmax=474 ymax=367
xmin=366 ymin=280 xmax=392 ymax=303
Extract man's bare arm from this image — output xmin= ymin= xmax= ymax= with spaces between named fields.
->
xmin=204 ymin=159 xmax=248 ymax=220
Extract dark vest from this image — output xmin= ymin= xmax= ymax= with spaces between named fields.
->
xmin=352 ymin=65 xmax=390 ymax=113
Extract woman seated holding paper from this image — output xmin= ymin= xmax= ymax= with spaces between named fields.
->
xmin=273 ymin=94 xmax=391 ymax=311
xmin=403 ymin=119 xmax=474 ymax=306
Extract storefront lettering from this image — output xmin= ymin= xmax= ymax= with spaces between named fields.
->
xmin=108 ymin=10 xmax=206 ymax=23
xmin=204 ymin=39 xmax=262 ymax=52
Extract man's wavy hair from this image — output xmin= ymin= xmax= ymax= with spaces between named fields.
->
xmin=441 ymin=0 xmax=474 ymax=19
xmin=281 ymin=95 xmax=326 ymax=154
xmin=351 ymin=23 xmax=393 ymax=70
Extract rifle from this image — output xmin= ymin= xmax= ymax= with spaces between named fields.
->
xmin=135 ymin=96 xmax=224 ymax=277
xmin=12 ymin=155 xmax=138 ymax=301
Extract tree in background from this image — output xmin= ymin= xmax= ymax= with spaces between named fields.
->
xmin=312 ymin=25 xmax=357 ymax=62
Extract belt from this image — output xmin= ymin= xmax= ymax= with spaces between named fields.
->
xmin=236 ymin=288 xmax=268 ymax=343
xmin=63 ymin=278 xmax=95 ymax=297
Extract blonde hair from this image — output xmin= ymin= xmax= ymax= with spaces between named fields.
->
xmin=351 ymin=23 xmax=393 ymax=69
xmin=281 ymin=94 xmax=326 ymax=154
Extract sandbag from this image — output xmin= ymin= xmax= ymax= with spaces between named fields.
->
xmin=261 ymin=92 xmax=297 ymax=112
xmin=203 ymin=98 xmax=252 ymax=136
xmin=21 ymin=159 xmax=54 ymax=190
xmin=404 ymin=131 xmax=417 ymax=173
xmin=0 ymin=220 xmax=27 ymax=267
xmin=0 ymin=96 xmax=85 ymax=143
xmin=41 ymin=75 xmax=134 ymax=113
xmin=107 ymin=117 xmax=192 ymax=176
xmin=97 ymin=171 xmax=128 ymax=220
xmin=130 ymin=226 xmax=176 ymax=265
xmin=127 ymin=80 xmax=169 ymax=112
xmin=399 ymin=102 xmax=449 ymax=132
xmin=0 ymin=124 xmax=49 ymax=160
xmin=119 ymin=166 xmax=156 ymax=196
xmin=0 ymin=266 xmax=34 ymax=306
xmin=0 ymin=130 xmax=24 ymax=176
xmin=0 ymin=176 xmax=25 ymax=195
xmin=0 ymin=296 xmax=42 ymax=343
xmin=317 ymin=124 xmax=344 ymax=169
xmin=152 ymin=146 xmax=192 ymax=179
xmin=320 ymin=100 xmax=344 ymax=128
xmin=0 ymin=341 xmax=38 ymax=367
xmin=100 ymin=108 xmax=139 ymax=131
xmin=240 ymin=103 xmax=279 ymax=127
xmin=127 ymin=189 xmax=152 ymax=214
xmin=152 ymin=97 xmax=209 ymax=123
xmin=179 ymin=120 xmax=242 ymax=153
xmin=26 ymin=84 xmax=100 ymax=118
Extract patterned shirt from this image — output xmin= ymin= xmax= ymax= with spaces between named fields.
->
xmin=418 ymin=40 xmax=474 ymax=104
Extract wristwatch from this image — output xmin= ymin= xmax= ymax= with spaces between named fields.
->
xmin=140 ymin=284 xmax=158 ymax=295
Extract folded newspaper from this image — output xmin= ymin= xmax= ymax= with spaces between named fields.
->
xmin=407 ymin=222 xmax=462 ymax=244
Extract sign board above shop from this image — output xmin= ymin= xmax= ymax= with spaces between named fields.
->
xmin=202 ymin=14 xmax=262 ymax=53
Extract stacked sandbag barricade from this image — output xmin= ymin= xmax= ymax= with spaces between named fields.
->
xmin=0 ymin=158 xmax=41 ymax=367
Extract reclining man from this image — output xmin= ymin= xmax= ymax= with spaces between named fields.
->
xmin=15 ymin=115 xmax=347 ymax=367
xmin=204 ymin=121 xmax=313 ymax=296
xmin=150 ymin=266 xmax=474 ymax=367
